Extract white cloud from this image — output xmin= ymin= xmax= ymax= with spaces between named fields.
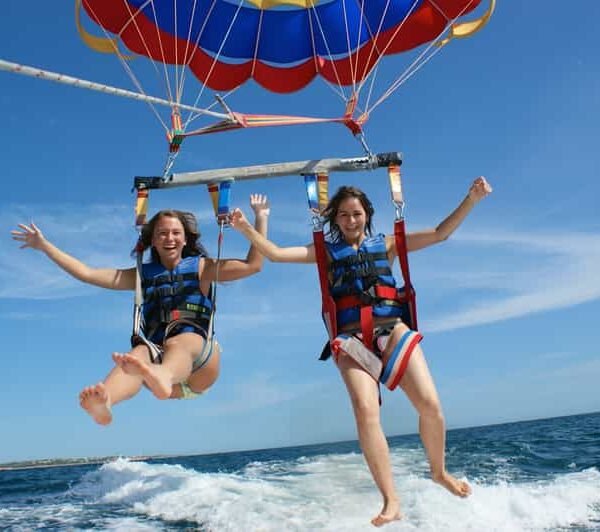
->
xmin=426 ymin=230 xmax=600 ymax=331
xmin=6 ymin=203 xmax=600 ymax=337
xmin=3 ymin=203 xmax=134 ymax=300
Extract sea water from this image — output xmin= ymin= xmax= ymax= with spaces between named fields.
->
xmin=1 ymin=413 xmax=598 ymax=531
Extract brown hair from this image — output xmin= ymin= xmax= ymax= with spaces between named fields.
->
xmin=133 ymin=210 xmax=208 ymax=262
xmin=322 ymin=186 xmax=375 ymax=242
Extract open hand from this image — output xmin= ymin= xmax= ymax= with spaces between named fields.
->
xmin=11 ymin=222 xmax=47 ymax=250
xmin=250 ymin=194 xmax=270 ymax=217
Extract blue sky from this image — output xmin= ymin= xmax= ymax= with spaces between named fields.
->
xmin=1 ymin=2 xmax=599 ymax=463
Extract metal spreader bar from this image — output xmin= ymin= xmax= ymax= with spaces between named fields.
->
xmin=134 ymin=152 xmax=402 ymax=190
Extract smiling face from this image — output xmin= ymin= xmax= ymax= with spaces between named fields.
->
xmin=151 ymin=214 xmax=186 ymax=268
xmin=335 ymin=196 xmax=368 ymax=245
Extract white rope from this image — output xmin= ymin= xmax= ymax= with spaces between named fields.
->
xmin=182 ymin=0 xmax=245 ymax=132
xmin=176 ymin=0 xmax=201 ymax=104
xmin=82 ymin=0 xmax=170 ymax=132
xmin=367 ymin=0 xmax=476 ymax=114
xmin=308 ymin=2 xmax=349 ymax=103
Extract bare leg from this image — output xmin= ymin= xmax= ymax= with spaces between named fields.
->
xmin=114 ymin=333 xmax=203 ymax=399
xmin=337 ymin=354 xmax=402 ymax=527
xmin=170 ymin=342 xmax=221 ymax=399
xmin=79 ymin=344 xmax=149 ymax=425
xmin=397 ymin=344 xmax=471 ymax=498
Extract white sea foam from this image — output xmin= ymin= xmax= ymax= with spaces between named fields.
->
xmin=65 ymin=454 xmax=600 ymax=532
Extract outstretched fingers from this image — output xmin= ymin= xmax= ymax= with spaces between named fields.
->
xmin=11 ymin=222 xmax=44 ymax=249
xmin=250 ymin=193 xmax=270 ymax=217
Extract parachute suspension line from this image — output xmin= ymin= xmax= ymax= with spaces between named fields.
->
xmin=363 ymin=64 xmax=380 ymax=119
xmin=112 ymin=0 xmax=177 ymax=108
xmin=200 ymin=0 xmax=245 ymax=96
xmin=176 ymin=0 xmax=201 ymax=104
xmin=78 ymin=0 xmax=171 ymax=134
xmin=172 ymin=0 xmax=183 ymax=105
xmin=369 ymin=38 xmax=444 ymax=113
xmin=356 ymin=0 xmax=421 ymax=98
xmin=306 ymin=4 xmax=368 ymax=137
xmin=350 ymin=0 xmax=367 ymax=96
xmin=182 ymin=1 xmax=236 ymax=127
xmin=368 ymin=0 xmax=491 ymax=114
xmin=181 ymin=0 xmax=245 ymax=132
xmin=182 ymin=0 xmax=235 ymax=129
xmin=305 ymin=4 xmax=346 ymax=103
xmin=250 ymin=9 xmax=265 ymax=81
xmin=355 ymin=0 xmax=398 ymax=98
xmin=144 ymin=0 xmax=177 ymax=107
xmin=340 ymin=0 xmax=358 ymax=96
xmin=309 ymin=4 xmax=350 ymax=102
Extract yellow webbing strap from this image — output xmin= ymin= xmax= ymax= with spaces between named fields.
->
xmin=317 ymin=172 xmax=329 ymax=214
xmin=387 ymin=163 xmax=404 ymax=211
xmin=207 ymin=184 xmax=220 ymax=218
xmin=135 ymin=189 xmax=149 ymax=227
xmin=436 ymin=0 xmax=496 ymax=48
xmin=75 ymin=0 xmax=134 ymax=59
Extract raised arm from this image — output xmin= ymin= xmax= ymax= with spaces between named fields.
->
xmin=11 ymin=222 xmax=136 ymax=290
xmin=202 ymin=194 xmax=272 ymax=282
xmin=398 ymin=176 xmax=492 ymax=254
xmin=230 ymin=206 xmax=316 ymax=264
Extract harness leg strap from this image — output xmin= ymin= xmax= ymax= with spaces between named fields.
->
xmin=331 ymin=335 xmax=383 ymax=381
xmin=380 ymin=330 xmax=423 ymax=390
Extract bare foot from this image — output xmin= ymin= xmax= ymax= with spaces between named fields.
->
xmin=371 ymin=498 xmax=402 ymax=528
xmin=112 ymin=352 xmax=172 ymax=399
xmin=79 ymin=383 xmax=112 ymax=425
xmin=433 ymin=471 xmax=472 ymax=498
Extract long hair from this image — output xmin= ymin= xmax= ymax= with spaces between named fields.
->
xmin=133 ymin=210 xmax=209 ymax=262
xmin=321 ymin=186 xmax=375 ymax=242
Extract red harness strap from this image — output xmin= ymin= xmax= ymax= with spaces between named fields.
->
xmin=313 ymin=228 xmax=338 ymax=342
xmin=394 ymin=218 xmax=418 ymax=330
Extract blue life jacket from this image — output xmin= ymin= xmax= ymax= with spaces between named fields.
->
xmin=141 ymin=255 xmax=212 ymax=343
xmin=326 ymin=234 xmax=407 ymax=328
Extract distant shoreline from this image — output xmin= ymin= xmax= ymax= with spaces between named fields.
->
xmin=0 ymin=455 xmax=153 ymax=472
xmin=2 ymin=411 xmax=598 ymax=472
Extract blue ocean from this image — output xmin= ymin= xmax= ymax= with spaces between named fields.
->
xmin=1 ymin=412 xmax=598 ymax=531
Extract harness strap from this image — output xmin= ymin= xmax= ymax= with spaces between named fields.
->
xmin=335 ymin=285 xmax=403 ymax=310
xmin=388 ymin=164 xmax=418 ymax=330
xmin=142 ymin=271 xmax=197 ymax=288
xmin=133 ymin=187 xmax=149 ymax=339
xmin=304 ymin=173 xmax=337 ymax=342
xmin=329 ymin=251 xmax=388 ymax=268
xmin=360 ymin=306 xmax=374 ymax=350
